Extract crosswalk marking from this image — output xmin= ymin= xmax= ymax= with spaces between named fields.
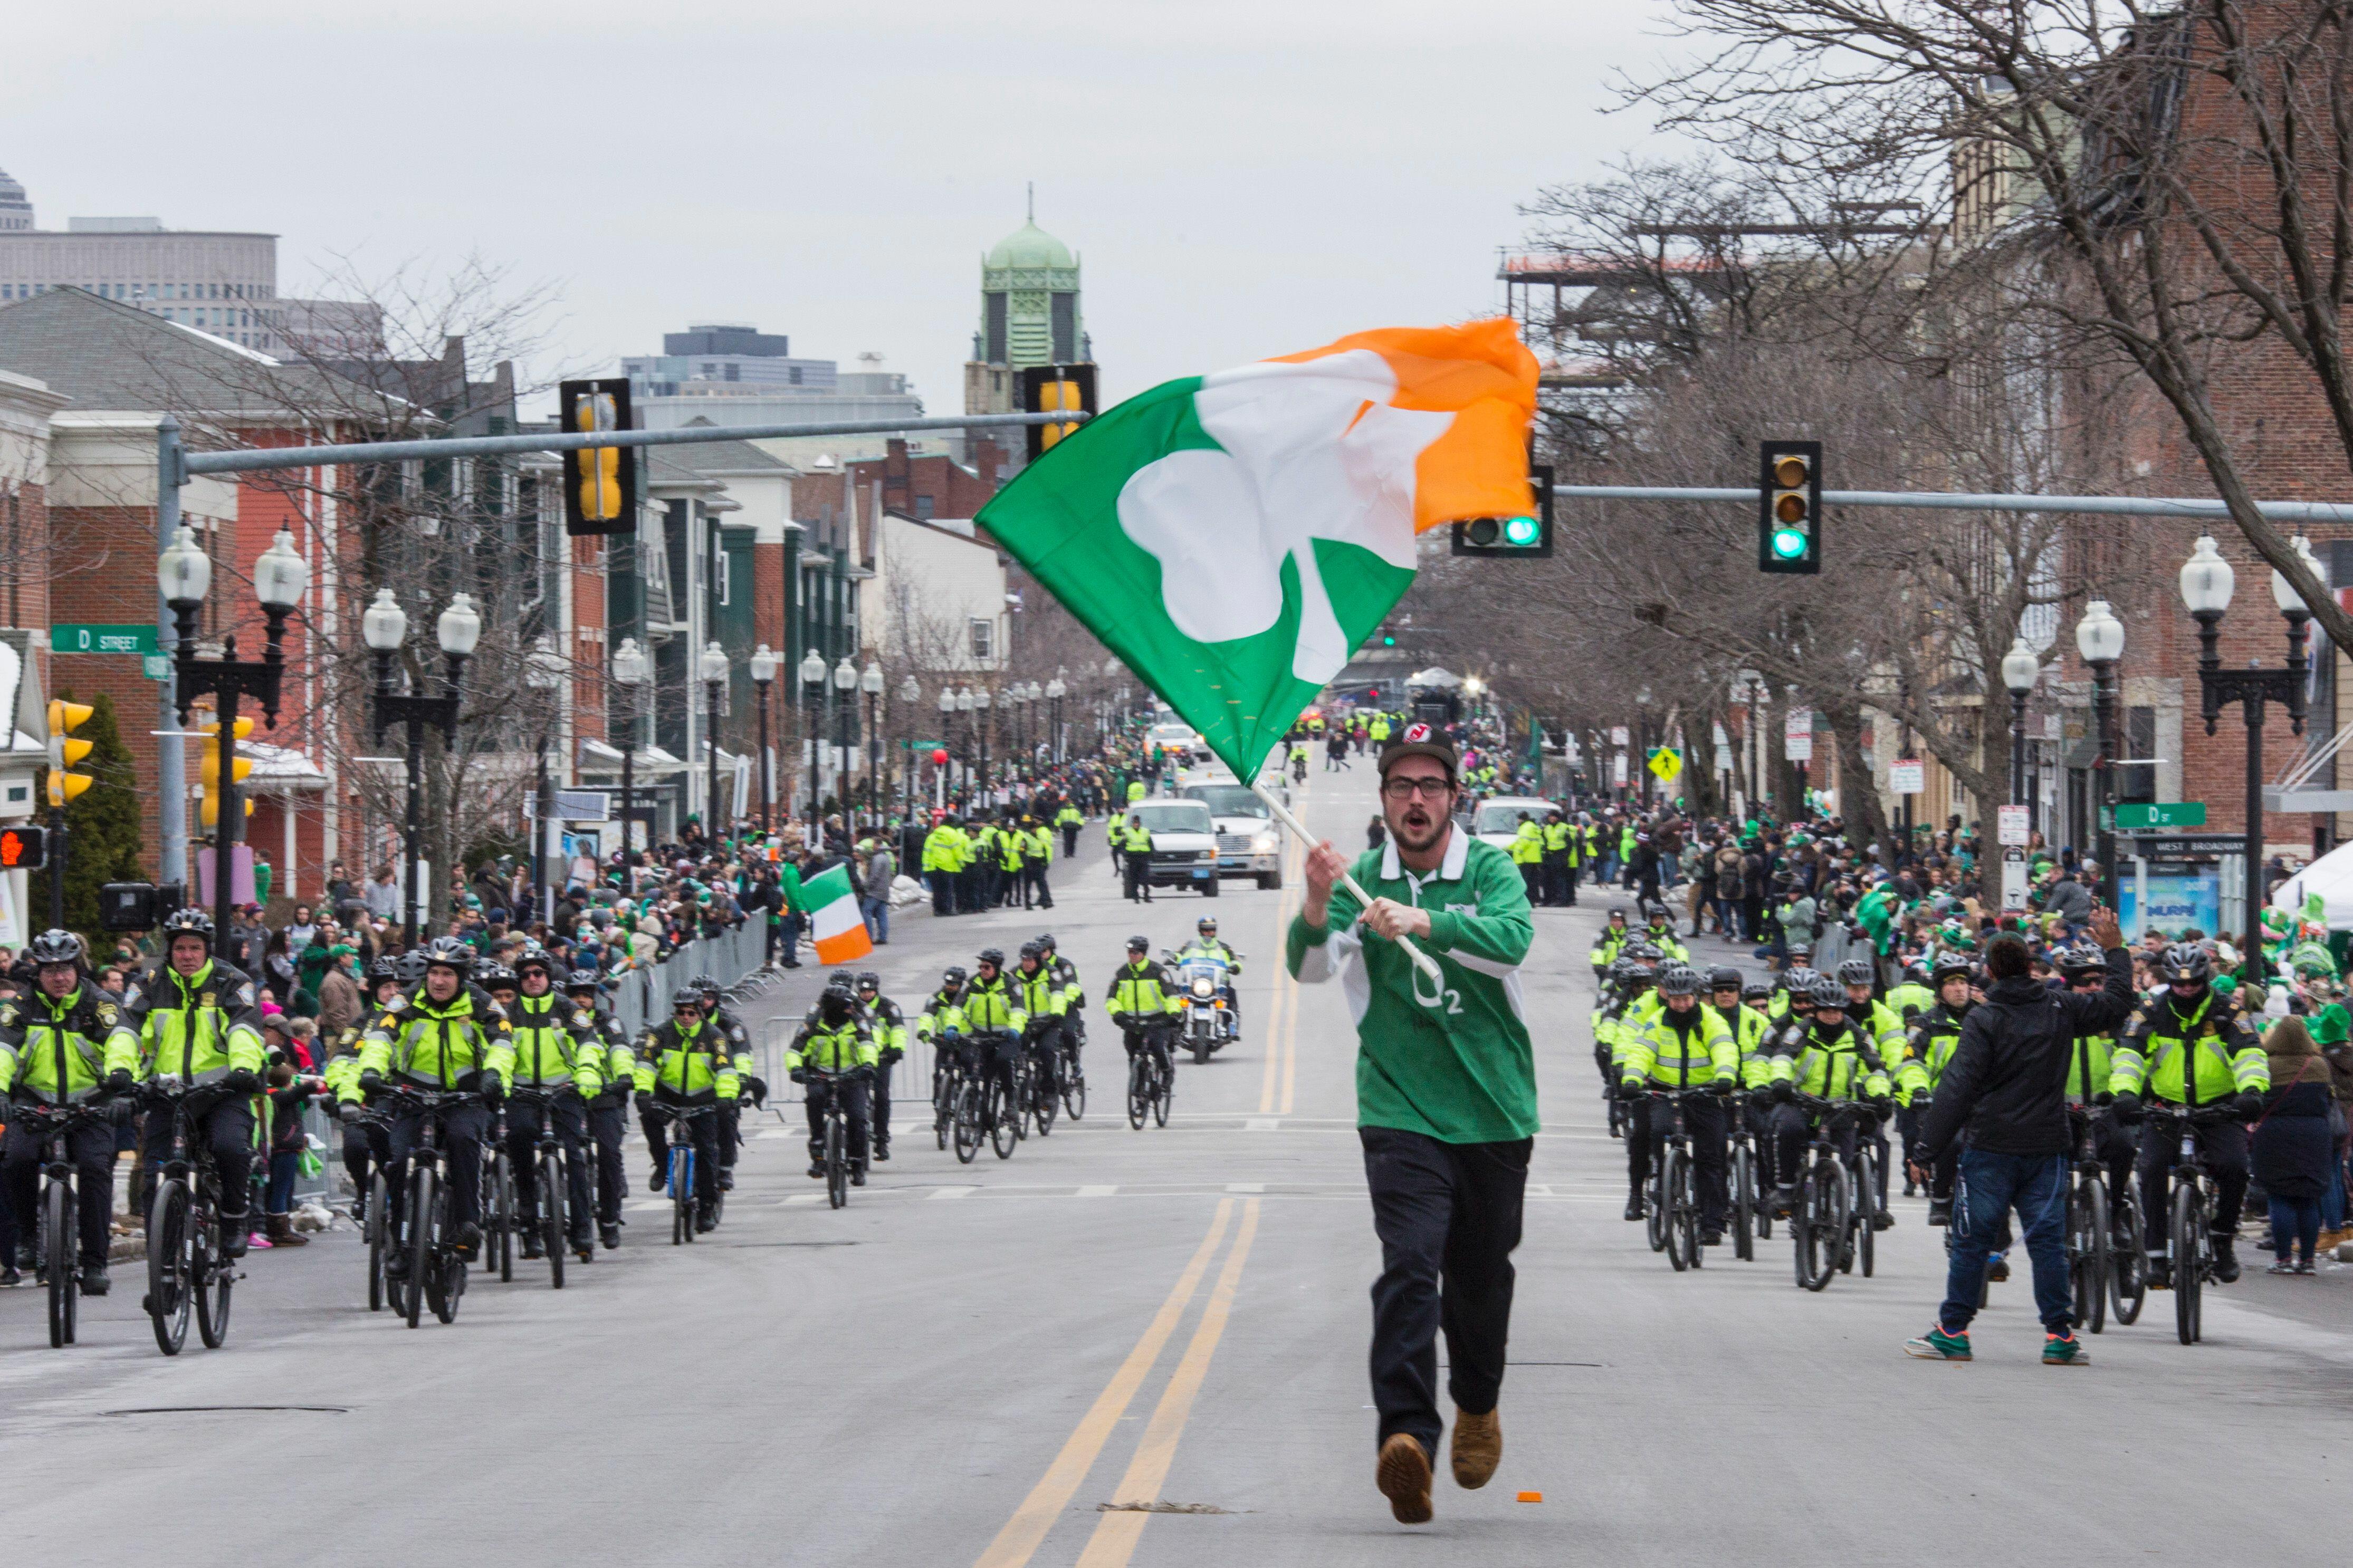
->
xmin=1225 ymin=1181 xmax=1264 ymax=1194
xmin=1077 ymin=1185 xmax=1117 ymax=1197
xmin=929 ymin=1186 xmax=978 ymax=1200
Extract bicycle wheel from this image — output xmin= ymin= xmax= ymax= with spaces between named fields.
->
xmin=367 ymin=1170 xmax=388 ymax=1313
xmin=955 ymin=1082 xmax=983 ymax=1162
xmin=826 ymin=1115 xmax=847 ymax=1210
xmin=196 ymin=1206 xmax=233 ymax=1349
xmin=990 ymin=1078 xmax=1020 ymax=1159
xmin=1663 ymin=1148 xmax=1691 ymax=1272
xmin=541 ymin=1148 xmax=566 ymax=1290
xmin=47 ymin=1178 xmax=74 ymax=1349
xmin=1127 ymin=1057 xmax=1149 ymax=1131
xmin=2111 ymin=1189 xmax=2148 ymax=1326
xmin=430 ymin=1179 xmax=462 ymax=1325
xmin=1645 ymin=1150 xmax=1668 ymax=1254
xmin=1153 ymin=1057 xmax=1172 ymax=1127
xmin=1683 ymin=1148 xmax=1705 ymax=1269
xmin=1853 ymin=1151 xmax=1877 ymax=1278
xmin=1034 ymin=1062 xmax=1057 ymax=1137
xmin=1792 ymin=1168 xmax=1825 ymax=1291
xmin=672 ymin=1144 xmax=694 ymax=1245
xmin=2171 ymin=1181 xmax=2202 ymax=1345
xmin=147 ymin=1178 xmax=192 ymax=1355
xmin=405 ymin=1166 xmax=434 ymax=1329
xmin=1731 ymin=1144 xmax=1755 ymax=1263
xmin=934 ymin=1072 xmax=953 ymax=1151
xmin=2075 ymin=1175 xmax=2108 ymax=1335
xmin=491 ymin=1154 xmax=515 ymax=1284
xmin=1063 ymin=1050 xmax=1086 ymax=1121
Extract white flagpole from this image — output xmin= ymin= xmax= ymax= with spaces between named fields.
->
xmin=1251 ymin=779 xmax=1443 ymax=983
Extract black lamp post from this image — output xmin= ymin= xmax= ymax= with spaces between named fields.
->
xmin=800 ymin=648 xmax=827 ymax=832
xmin=861 ymin=660 xmax=884 ymax=831
xmin=2074 ymin=601 xmax=2125 ymax=909
xmin=159 ymin=524 xmax=307 ymax=945
xmin=524 ymin=635 xmax=566 ymax=927
xmin=359 ymin=584 xmax=477 ymax=948
xmin=1047 ymin=670 xmax=1068 ymax=762
xmin=2181 ymin=532 xmax=2316 ymax=987
xmin=938 ymin=685 xmax=959 ymax=809
xmin=973 ymin=685 xmax=993 ymax=805
xmin=2000 ymin=635 xmax=2037 ymax=821
xmin=699 ymin=639 xmax=729 ymax=848
xmin=831 ymin=656 xmax=857 ymax=842
xmin=750 ymin=644 xmax=778 ymax=835
xmin=899 ymin=675 xmax=921 ymax=820
xmin=611 ymin=637 xmax=649 ymax=871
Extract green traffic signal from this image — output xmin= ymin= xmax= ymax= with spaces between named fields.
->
xmin=1771 ymin=527 xmax=1808 ymax=559
xmin=1501 ymin=515 xmax=1540 ymax=547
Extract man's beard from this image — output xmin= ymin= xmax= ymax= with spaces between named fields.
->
xmin=1389 ymin=801 xmax=1447 ymax=855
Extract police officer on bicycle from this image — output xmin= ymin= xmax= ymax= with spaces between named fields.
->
xmin=789 ymin=978 xmax=877 ymax=1185
xmin=0 ymin=929 xmax=138 ymax=1294
xmin=502 ymin=946 xmax=600 ymax=1261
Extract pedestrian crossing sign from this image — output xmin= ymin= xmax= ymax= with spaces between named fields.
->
xmin=1648 ymin=747 xmax=1682 ymax=783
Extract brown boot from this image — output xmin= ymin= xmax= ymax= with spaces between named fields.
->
xmin=1450 ymin=1407 xmax=1501 ymax=1489
xmin=1376 ymin=1432 xmax=1433 ymax=1525
xmin=265 ymin=1214 xmax=309 ymax=1248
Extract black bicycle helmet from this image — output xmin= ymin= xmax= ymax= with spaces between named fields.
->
xmin=26 ymin=928 xmax=83 ymax=967
xmin=940 ymin=965 xmax=969 ymax=989
xmin=478 ymin=962 xmax=518 ymax=992
xmin=1902 ymin=959 xmax=1931 ymax=984
xmin=396 ymin=950 xmax=431 ymax=987
xmin=1658 ymin=963 xmax=1703 ymax=997
xmin=855 ymin=970 xmax=881 ymax=993
xmin=1018 ymin=941 xmax=1043 ymax=964
xmin=1805 ymin=973 xmax=1848 ymax=1011
xmin=1837 ymin=958 xmax=1874 ymax=987
xmin=1607 ymin=905 xmax=1628 ymax=921
xmin=975 ymin=947 xmax=1005 ymax=969
xmin=366 ymin=955 xmax=399 ymax=985
xmin=1624 ymin=939 xmax=1662 ymax=963
xmin=1931 ymin=956 xmax=1976 ymax=985
xmin=2057 ymin=946 xmax=2105 ymax=977
xmin=1126 ymin=935 xmax=1150 ymax=954
xmin=1197 ymin=917 xmax=1217 ymax=934
xmin=423 ymin=935 xmax=474 ymax=975
xmin=513 ymin=945 xmax=556 ymax=976
xmin=1706 ymin=965 xmax=1743 ymax=992
xmin=1036 ymin=934 xmax=1057 ymax=952
xmin=1781 ymin=966 xmax=1819 ymax=994
xmin=1742 ymin=978 xmax=1772 ymax=1001
xmin=565 ymin=968 xmax=602 ymax=993
xmin=160 ymin=907 xmax=215 ymax=945
xmin=2159 ymin=942 xmax=2212 ymax=983
xmin=690 ymin=972 xmax=720 ymax=996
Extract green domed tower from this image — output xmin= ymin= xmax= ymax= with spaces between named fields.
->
xmin=964 ymin=189 xmax=1092 ymax=422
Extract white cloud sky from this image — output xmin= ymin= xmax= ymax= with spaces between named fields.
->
xmin=4 ymin=0 xmax=1690 ymax=413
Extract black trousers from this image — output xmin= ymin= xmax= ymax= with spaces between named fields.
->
xmin=1027 ymin=864 xmax=1053 ymax=909
xmin=1124 ymin=856 xmax=1153 ymax=902
xmin=139 ymin=1098 xmax=256 ymax=1221
xmin=1625 ymin=1094 xmax=1729 ymax=1229
xmin=719 ymin=1101 xmax=741 ymax=1168
xmin=587 ymin=1100 xmax=629 ymax=1224
xmin=1061 ymin=825 xmax=1080 ymax=857
xmin=805 ymin=1075 xmax=872 ymax=1167
xmin=505 ymin=1093 xmax=593 ymax=1246
xmin=645 ymin=1103 xmax=722 ymax=1213
xmin=1360 ymin=1127 xmax=1530 ymax=1455
xmin=1120 ymin=1022 xmax=1172 ymax=1076
xmin=2138 ymin=1117 xmax=2249 ymax=1247
xmin=1769 ymin=1102 xmax=1858 ymax=1186
xmin=382 ymin=1100 xmax=487 ymax=1230
xmin=3 ymin=1117 xmax=115 ymax=1268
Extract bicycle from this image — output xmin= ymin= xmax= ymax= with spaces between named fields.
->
xmin=377 ymin=1085 xmax=483 ymax=1329
xmin=932 ymin=1035 xmax=967 ymax=1153
xmin=1639 ymin=1090 xmax=1715 ymax=1273
xmin=19 ymin=1100 xmax=117 ymax=1349
xmin=1789 ymin=1094 xmax=1872 ymax=1292
xmin=1125 ymin=1027 xmax=1173 ymax=1131
xmin=1022 ymin=1028 xmax=1059 ymax=1137
xmin=972 ymin=1032 xmax=1020 ymax=1160
xmin=508 ymin=1087 xmax=585 ymax=1284
xmin=1727 ymin=1092 xmax=1767 ymax=1261
xmin=141 ymin=1082 xmax=241 ymax=1355
xmin=804 ymin=1069 xmax=863 ymax=1209
xmin=2147 ymin=1104 xmax=2240 ymax=1346
xmin=650 ymin=1102 xmax=720 ymax=1244
xmin=2109 ymin=1167 xmax=2150 ymax=1327
xmin=2064 ymin=1105 xmax=2111 ymax=1335
xmin=482 ymin=1112 xmax=516 ymax=1285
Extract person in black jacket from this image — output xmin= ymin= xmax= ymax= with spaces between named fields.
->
xmin=1902 ymin=908 xmax=2132 ymax=1364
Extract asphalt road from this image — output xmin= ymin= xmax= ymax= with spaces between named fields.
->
xmin=0 ymin=763 xmax=2341 ymax=1566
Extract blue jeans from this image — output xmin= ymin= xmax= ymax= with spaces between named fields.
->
xmin=2324 ymin=1147 xmax=2347 ymax=1233
xmin=265 ymin=1147 xmax=302 ymax=1216
xmin=1943 ymin=1148 xmax=2072 ymax=1333
xmin=860 ymin=894 xmax=889 ymax=944
xmin=2270 ymin=1195 xmax=2321 ymax=1263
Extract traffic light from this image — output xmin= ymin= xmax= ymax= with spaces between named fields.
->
xmin=558 ymin=378 xmax=638 ymax=537
xmin=1450 ymin=464 xmax=1554 ymax=557
xmin=198 ymin=716 xmax=255 ymax=828
xmin=1758 ymin=439 xmax=1822 ymax=574
xmin=46 ymin=699 xmax=93 ymax=807
xmin=1379 ymin=624 xmax=1398 ymax=648
xmin=1021 ymin=364 xmax=1098 ymax=460
xmin=0 ymin=824 xmax=44 ymax=869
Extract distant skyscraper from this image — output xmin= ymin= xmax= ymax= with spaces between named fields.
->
xmin=963 ymin=190 xmax=1094 ymax=424
xmin=0 ymin=168 xmax=29 ymax=233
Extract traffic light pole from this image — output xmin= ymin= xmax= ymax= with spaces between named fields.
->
xmin=1548 ymin=480 xmax=2353 ymax=525
xmin=46 ymin=802 xmax=62 ymax=929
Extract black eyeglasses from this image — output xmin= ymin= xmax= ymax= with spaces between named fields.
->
xmin=1381 ymin=777 xmax=1455 ymax=801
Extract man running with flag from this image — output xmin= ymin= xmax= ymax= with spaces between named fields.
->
xmin=980 ymin=318 xmax=1541 ymax=1524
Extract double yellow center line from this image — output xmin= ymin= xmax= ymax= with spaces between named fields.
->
xmin=974 ymin=1198 xmax=1263 ymax=1568
xmin=1258 ymin=827 xmax=1306 ymax=1117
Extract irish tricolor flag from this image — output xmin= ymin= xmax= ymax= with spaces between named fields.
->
xmin=976 ymin=321 xmax=1538 ymax=780
xmin=801 ymin=862 xmax=874 ymax=966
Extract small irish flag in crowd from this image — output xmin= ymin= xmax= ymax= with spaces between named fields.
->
xmin=976 ymin=320 xmax=1537 ymax=780
xmin=801 ymin=861 xmax=874 ymax=966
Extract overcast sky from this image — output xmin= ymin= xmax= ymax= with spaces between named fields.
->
xmin=7 ymin=0 xmax=1688 ymax=415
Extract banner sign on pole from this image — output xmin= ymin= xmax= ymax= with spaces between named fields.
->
xmin=1996 ymin=804 xmax=2030 ymax=846
xmin=1889 ymin=758 xmax=1924 ymax=795
xmin=1783 ymin=710 xmax=1813 ymax=762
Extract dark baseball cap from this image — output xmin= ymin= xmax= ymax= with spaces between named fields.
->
xmin=1377 ymin=723 xmax=1459 ymax=783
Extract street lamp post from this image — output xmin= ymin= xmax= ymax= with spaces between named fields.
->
xmin=954 ymin=687 xmax=974 ymax=803
xmin=800 ymin=648 xmax=828 ymax=832
xmin=832 ymin=657 xmax=857 ymax=841
xmin=2075 ymin=601 xmax=2126 ymax=910
xmin=524 ymin=634 xmax=566 ymax=927
xmin=699 ymin=640 xmax=729 ymax=848
xmin=160 ymin=525 xmax=307 ymax=942
xmin=2000 ymin=635 xmax=2039 ymax=816
xmin=898 ymin=676 xmax=921 ymax=820
xmin=937 ymin=686 xmax=958 ymax=809
xmin=358 ymin=584 xmax=477 ymax=948
xmin=861 ymin=660 xmax=884 ymax=831
xmin=2180 ymin=533 xmax=2315 ymax=986
xmin=973 ymin=685 xmax=993 ymax=804
xmin=611 ymin=638 xmax=650 ymax=870
xmin=1047 ymin=671 xmax=1067 ymax=762
xmin=749 ymin=644 xmax=778 ymax=835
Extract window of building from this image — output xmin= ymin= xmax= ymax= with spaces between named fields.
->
xmin=985 ymin=292 xmax=1008 ymax=363
xmin=724 ymin=362 xmax=739 ymax=382
xmin=789 ymin=366 xmax=802 ymax=385
xmin=970 ymin=618 xmax=994 ymax=661
xmin=991 ymin=370 xmax=1003 ymax=391
xmin=715 ymin=548 xmax=731 ymax=606
xmin=1051 ymin=292 xmax=1076 ymax=362
xmin=915 ymin=495 xmax=935 ymax=520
